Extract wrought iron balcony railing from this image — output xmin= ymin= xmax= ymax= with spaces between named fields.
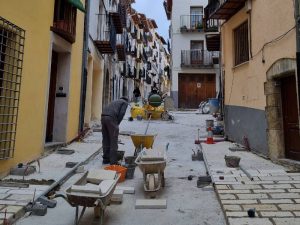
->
xmin=180 ymin=15 xmax=203 ymax=32
xmin=181 ymin=50 xmax=218 ymax=68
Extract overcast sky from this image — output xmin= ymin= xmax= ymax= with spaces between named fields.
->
xmin=132 ymin=0 xmax=170 ymax=41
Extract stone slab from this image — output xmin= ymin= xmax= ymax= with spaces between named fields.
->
xmin=270 ymin=193 xmax=300 ymax=199
xmin=260 ymin=211 xmax=293 ymax=217
xmin=258 ymin=176 xmax=292 ymax=181
xmin=231 ymin=184 xmax=262 ymax=190
xmin=0 ymin=212 xmax=14 ymax=220
xmin=287 ymin=189 xmax=300 ymax=193
xmin=99 ymin=180 xmax=115 ymax=195
xmin=223 ymin=205 xmax=242 ymax=211
xmin=228 ymin=218 xmax=273 ymax=225
xmin=293 ymin=211 xmax=300 ymax=216
xmin=260 ymin=199 xmax=294 ymax=204
xmin=253 ymin=189 xmax=286 ymax=193
xmin=237 ymin=194 xmax=268 ymax=199
xmin=0 ymin=205 xmax=24 ymax=220
xmin=242 ymin=204 xmax=278 ymax=211
xmin=294 ymin=199 xmax=300 ymax=203
xmin=135 ymin=199 xmax=167 ymax=209
xmin=0 ymin=194 xmax=10 ymax=200
xmin=71 ymin=184 xmax=100 ymax=194
xmin=219 ymin=194 xmax=237 ymax=200
xmin=215 ymin=185 xmax=231 ymax=190
xmin=0 ymin=200 xmax=28 ymax=206
xmin=273 ymin=218 xmax=300 ymax=225
xmin=111 ymin=190 xmax=123 ymax=203
xmin=218 ymin=190 xmax=251 ymax=194
xmin=115 ymin=186 xmax=135 ymax=194
xmin=262 ymin=184 xmax=293 ymax=189
xmin=226 ymin=211 xmax=248 ymax=217
xmin=87 ymin=169 xmax=117 ymax=184
xmin=0 ymin=189 xmax=9 ymax=194
xmin=278 ymin=204 xmax=300 ymax=211
xmin=222 ymin=200 xmax=257 ymax=205
xmin=6 ymin=194 xmax=34 ymax=201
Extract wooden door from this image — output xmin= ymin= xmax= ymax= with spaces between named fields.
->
xmin=281 ymin=75 xmax=300 ymax=160
xmin=178 ymin=74 xmax=216 ymax=108
xmin=46 ymin=51 xmax=58 ymax=142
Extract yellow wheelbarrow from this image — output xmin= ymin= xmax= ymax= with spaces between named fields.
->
xmin=130 ymin=134 xmax=156 ymax=156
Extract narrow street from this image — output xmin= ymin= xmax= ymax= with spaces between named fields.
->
xmin=17 ymin=111 xmax=226 ymax=225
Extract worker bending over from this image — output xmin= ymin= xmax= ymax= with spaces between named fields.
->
xmin=101 ymin=96 xmax=129 ymax=165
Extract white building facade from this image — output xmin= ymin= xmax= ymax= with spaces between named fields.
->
xmin=165 ymin=0 xmax=220 ymax=109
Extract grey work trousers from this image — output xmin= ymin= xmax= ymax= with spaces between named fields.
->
xmin=101 ymin=116 xmax=119 ymax=164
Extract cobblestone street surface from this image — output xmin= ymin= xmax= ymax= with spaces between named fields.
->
xmin=203 ymin=142 xmax=300 ymax=225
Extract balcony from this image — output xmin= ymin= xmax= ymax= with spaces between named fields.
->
xmin=116 ymin=34 xmax=126 ymax=61
xmin=206 ymin=0 xmax=246 ymax=20
xmin=109 ymin=3 xmax=127 ymax=34
xmin=204 ymin=17 xmax=220 ymax=51
xmin=94 ymin=15 xmax=116 ymax=54
xmin=51 ymin=0 xmax=77 ymax=43
xmin=180 ymin=15 xmax=203 ymax=32
xmin=181 ymin=50 xmax=218 ymax=68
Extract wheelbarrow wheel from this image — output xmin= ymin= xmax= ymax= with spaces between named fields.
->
xmin=161 ymin=172 xmax=165 ymax=187
xmin=148 ymin=174 xmax=155 ymax=191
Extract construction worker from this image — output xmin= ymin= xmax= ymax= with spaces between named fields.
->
xmin=101 ymin=96 xmax=129 ymax=165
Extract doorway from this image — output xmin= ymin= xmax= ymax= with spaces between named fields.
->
xmin=46 ymin=51 xmax=58 ymax=142
xmin=281 ymin=75 xmax=300 ymax=160
xmin=191 ymin=41 xmax=204 ymax=65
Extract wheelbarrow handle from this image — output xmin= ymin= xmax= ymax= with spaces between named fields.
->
xmin=52 ymin=193 xmax=77 ymax=207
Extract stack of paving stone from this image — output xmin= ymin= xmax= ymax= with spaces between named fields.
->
xmin=0 ymin=186 xmax=48 ymax=224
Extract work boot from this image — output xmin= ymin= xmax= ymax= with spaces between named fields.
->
xmin=102 ymin=158 xmax=110 ymax=164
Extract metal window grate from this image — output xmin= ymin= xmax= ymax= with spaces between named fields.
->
xmin=0 ymin=16 xmax=25 ymax=160
xmin=234 ymin=20 xmax=249 ymax=66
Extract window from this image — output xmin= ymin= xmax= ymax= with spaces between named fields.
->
xmin=234 ymin=21 xmax=249 ymax=66
xmin=0 ymin=17 xmax=25 ymax=160
xmin=190 ymin=7 xmax=203 ymax=29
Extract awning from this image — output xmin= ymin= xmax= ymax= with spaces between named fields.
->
xmin=68 ymin=0 xmax=85 ymax=13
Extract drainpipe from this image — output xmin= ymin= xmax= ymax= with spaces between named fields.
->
xmin=79 ymin=0 xmax=90 ymax=132
xmin=295 ymin=0 xmax=300 ymax=130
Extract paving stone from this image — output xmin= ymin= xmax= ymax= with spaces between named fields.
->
xmin=260 ymin=199 xmax=294 ymax=204
xmin=214 ymin=181 xmax=241 ymax=185
xmin=219 ymin=194 xmax=237 ymax=200
xmin=0 ymin=200 xmax=28 ymax=206
xmin=273 ymin=218 xmax=300 ymax=225
xmin=135 ymin=199 xmax=167 ymax=209
xmin=257 ymin=169 xmax=287 ymax=174
xmin=243 ymin=181 xmax=276 ymax=184
xmin=258 ymin=176 xmax=292 ymax=181
xmin=270 ymin=193 xmax=300 ymax=199
xmin=242 ymin=204 xmax=278 ymax=211
xmin=7 ymin=189 xmax=40 ymax=195
xmin=293 ymin=184 xmax=300 ymax=188
xmin=222 ymin=199 xmax=258 ymax=205
xmin=262 ymin=184 xmax=293 ymax=189
xmin=260 ymin=211 xmax=293 ymax=217
xmin=226 ymin=211 xmax=248 ymax=217
xmin=237 ymin=194 xmax=268 ymax=200
xmin=228 ymin=218 xmax=273 ymax=225
xmin=0 ymin=194 xmax=10 ymax=199
xmin=287 ymin=189 xmax=300 ymax=193
xmin=0 ymin=205 xmax=25 ymax=220
xmin=290 ymin=176 xmax=300 ymax=181
xmin=232 ymin=184 xmax=262 ymax=190
xmin=87 ymin=169 xmax=117 ymax=184
xmin=6 ymin=194 xmax=34 ymax=201
xmin=278 ymin=204 xmax=300 ymax=211
xmin=294 ymin=199 xmax=300 ymax=203
xmin=223 ymin=205 xmax=243 ymax=211
xmin=277 ymin=181 xmax=300 ymax=184
xmin=218 ymin=190 xmax=251 ymax=194
xmin=111 ymin=190 xmax=123 ymax=203
xmin=293 ymin=211 xmax=300 ymax=216
xmin=0 ymin=212 xmax=14 ymax=220
xmin=216 ymin=185 xmax=231 ymax=190
xmin=253 ymin=189 xmax=286 ymax=193
xmin=0 ymin=189 xmax=9 ymax=194
xmin=115 ymin=186 xmax=135 ymax=194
